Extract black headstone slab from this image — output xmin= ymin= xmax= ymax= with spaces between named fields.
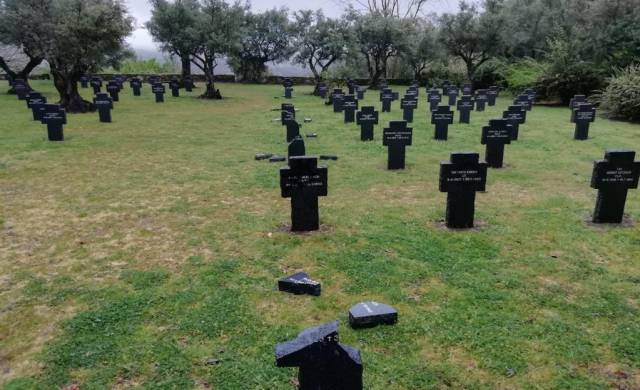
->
xmin=270 ymin=155 xmax=286 ymax=162
xmin=288 ymin=136 xmax=306 ymax=160
xmin=401 ymin=96 xmax=418 ymax=123
xmin=280 ymin=156 xmax=328 ymax=232
xmin=152 ymin=83 xmax=165 ymax=103
xmin=347 ymin=79 xmax=356 ymax=95
xmin=255 ymin=153 xmax=273 ymax=160
xmin=26 ymin=92 xmax=47 ymax=121
xmin=40 ymin=104 xmax=67 ymax=141
xmin=481 ymin=119 xmax=513 ymax=168
xmin=356 ymin=106 xmax=379 ymax=141
xmin=383 ymin=121 xmax=412 ymax=170
xmin=431 ymin=105 xmax=454 ymax=140
xmin=590 ymin=150 xmax=640 ymax=223
xmin=440 ymin=152 xmax=488 ymax=228
xmin=320 ymin=155 xmax=338 ymax=161
xmin=475 ymin=89 xmax=488 ymax=111
xmin=343 ymin=95 xmax=358 ymax=123
xmin=457 ymin=95 xmax=474 ymax=124
xmin=502 ymin=105 xmax=526 ymax=140
xmin=278 ymin=272 xmax=321 ymax=296
xmin=571 ymin=103 xmax=596 ymax=140
xmin=348 ymin=301 xmax=398 ymax=329
xmin=285 ymin=120 xmax=301 ymax=143
xmin=275 ymin=321 xmax=363 ymax=390
xmin=93 ymin=93 xmax=113 ymax=123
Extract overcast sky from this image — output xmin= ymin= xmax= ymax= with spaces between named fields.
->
xmin=124 ymin=0 xmax=462 ymax=51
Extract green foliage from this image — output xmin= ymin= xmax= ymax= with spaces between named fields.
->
xmin=503 ymin=58 xmax=547 ymax=94
xmin=596 ymin=64 xmax=640 ymax=122
xmin=107 ymin=58 xmax=176 ymax=74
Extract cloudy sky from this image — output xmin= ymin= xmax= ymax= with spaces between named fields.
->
xmin=124 ymin=0 xmax=462 ymax=51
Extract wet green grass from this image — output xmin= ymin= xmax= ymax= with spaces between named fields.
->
xmin=1 ymin=80 xmax=640 ymax=389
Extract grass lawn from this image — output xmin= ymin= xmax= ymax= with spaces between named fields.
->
xmin=1 ymin=80 xmax=640 ymax=389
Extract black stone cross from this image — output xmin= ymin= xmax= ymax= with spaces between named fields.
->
xmin=332 ymin=89 xmax=345 ymax=113
xmin=106 ymin=81 xmax=121 ymax=102
xmin=284 ymin=86 xmax=293 ymax=99
xmin=281 ymin=103 xmax=296 ymax=125
xmin=514 ymin=94 xmax=532 ymax=111
xmin=288 ymin=136 xmax=306 ymax=160
xmin=569 ymin=94 xmax=587 ymax=111
xmin=475 ymin=89 xmax=488 ymax=112
xmin=487 ymin=86 xmax=499 ymax=106
xmin=502 ymin=105 xmax=526 ymax=140
xmin=80 ymin=75 xmax=89 ymax=89
xmin=13 ymin=79 xmax=29 ymax=100
xmin=428 ymin=89 xmax=442 ymax=112
xmin=170 ymin=78 xmax=180 ymax=97
xmin=401 ymin=96 xmax=418 ymax=122
xmin=90 ymin=77 xmax=103 ymax=94
xmin=591 ymin=150 xmax=640 ymax=223
xmin=462 ymin=83 xmax=473 ymax=95
xmin=318 ymin=85 xmax=328 ymax=99
xmin=440 ymin=152 xmax=488 ymax=228
xmin=184 ymin=76 xmax=194 ymax=92
xmin=343 ymin=95 xmax=359 ymax=123
xmin=383 ymin=121 xmax=412 ymax=170
xmin=356 ymin=86 xmax=365 ymax=100
xmin=275 ymin=321 xmax=363 ymax=390
xmin=432 ymin=105 xmax=454 ymax=140
xmin=130 ymin=77 xmax=142 ymax=96
xmin=347 ymin=79 xmax=356 ymax=95
xmin=26 ymin=92 xmax=47 ymax=121
xmin=380 ymin=88 xmax=398 ymax=113
xmin=481 ymin=119 xmax=513 ymax=168
xmin=152 ymin=83 xmax=165 ymax=103
xmin=93 ymin=93 xmax=113 ymax=123
xmin=356 ymin=106 xmax=379 ymax=141
xmin=280 ymin=156 xmax=328 ymax=232
xmin=447 ymin=86 xmax=459 ymax=106
xmin=40 ymin=104 xmax=67 ymax=141
xmin=457 ymin=95 xmax=474 ymax=124
xmin=572 ymin=103 xmax=596 ymax=140
xmin=285 ymin=120 xmax=301 ymax=143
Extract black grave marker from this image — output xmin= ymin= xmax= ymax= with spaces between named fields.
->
xmin=481 ymin=119 xmax=513 ymax=168
xmin=383 ymin=121 xmax=412 ymax=170
xmin=280 ymin=156 xmax=328 ymax=232
xmin=26 ymin=92 xmax=47 ymax=121
xmin=502 ymin=105 xmax=526 ymax=140
xmin=356 ymin=106 xmax=379 ymax=141
xmin=380 ymin=88 xmax=398 ymax=113
xmin=462 ymin=83 xmax=473 ymax=95
xmin=152 ymin=83 xmax=165 ymax=103
xmin=487 ymin=86 xmax=499 ymax=106
xmin=281 ymin=103 xmax=296 ymax=125
xmin=130 ymin=77 xmax=142 ymax=96
xmin=332 ymin=89 xmax=345 ymax=113
xmin=93 ymin=93 xmax=113 ymax=123
xmin=275 ymin=321 xmax=363 ymax=390
xmin=401 ymin=96 xmax=418 ymax=122
xmin=90 ymin=77 xmax=102 ymax=94
xmin=348 ymin=301 xmax=398 ymax=329
xmin=514 ymin=94 xmax=532 ymax=111
xmin=432 ymin=105 xmax=454 ymax=140
xmin=428 ymin=91 xmax=442 ymax=112
xmin=439 ymin=152 xmax=488 ymax=228
xmin=285 ymin=120 xmax=302 ymax=143
xmin=278 ymin=272 xmax=321 ymax=296
xmin=571 ymin=103 xmax=596 ymax=140
xmin=343 ymin=95 xmax=358 ymax=123
xmin=591 ymin=150 xmax=640 ymax=223
xmin=447 ymin=86 xmax=459 ymax=106
xmin=170 ymin=78 xmax=180 ymax=97
xmin=40 ymin=104 xmax=67 ymax=141
xmin=288 ymin=136 xmax=306 ymax=160
xmin=106 ymin=81 xmax=121 ymax=102
xmin=475 ymin=89 xmax=488 ymax=112
xmin=13 ymin=79 xmax=28 ymax=100
xmin=457 ymin=95 xmax=474 ymax=124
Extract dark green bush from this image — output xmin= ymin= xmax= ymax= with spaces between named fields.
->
xmin=503 ymin=58 xmax=546 ymax=94
xmin=596 ymin=64 xmax=640 ymax=122
xmin=534 ymin=61 xmax=605 ymax=104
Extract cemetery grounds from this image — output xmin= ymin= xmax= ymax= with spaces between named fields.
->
xmin=1 ymin=80 xmax=640 ymax=389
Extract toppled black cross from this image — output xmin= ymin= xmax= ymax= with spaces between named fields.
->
xmin=457 ymin=95 xmax=474 ymax=124
xmin=130 ymin=77 xmax=142 ymax=96
xmin=26 ymin=92 xmax=47 ymax=121
xmin=440 ymin=152 xmax=488 ymax=228
xmin=152 ymin=83 xmax=165 ymax=103
xmin=401 ymin=95 xmax=418 ymax=122
xmin=343 ymin=95 xmax=358 ymax=123
xmin=481 ymin=119 xmax=513 ymax=168
xmin=40 ymin=104 xmax=67 ymax=141
xmin=275 ymin=321 xmax=363 ymax=390
xmin=106 ymin=81 xmax=121 ymax=102
xmin=502 ymin=105 xmax=526 ymax=140
xmin=591 ymin=150 xmax=640 ymax=223
xmin=475 ymin=89 xmax=488 ymax=111
xmin=356 ymin=106 xmax=379 ymax=141
xmin=383 ymin=121 xmax=412 ymax=170
xmin=432 ymin=105 xmax=454 ymax=140
xmin=93 ymin=93 xmax=113 ymax=123
xmin=571 ymin=103 xmax=596 ymax=140
xmin=280 ymin=156 xmax=328 ymax=232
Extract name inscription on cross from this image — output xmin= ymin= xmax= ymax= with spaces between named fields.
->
xmin=591 ymin=150 xmax=640 ymax=223
xmin=502 ymin=105 xmax=526 ymax=140
xmin=481 ymin=119 xmax=513 ymax=168
xmin=40 ymin=104 xmax=67 ymax=141
xmin=571 ymin=103 xmax=596 ymax=140
xmin=356 ymin=106 xmax=379 ymax=141
xmin=432 ymin=105 xmax=454 ymax=140
xmin=383 ymin=121 xmax=412 ymax=170
xmin=439 ymin=152 xmax=488 ymax=228
xmin=428 ymin=90 xmax=441 ymax=112
xmin=343 ymin=95 xmax=358 ymax=123
xmin=280 ymin=156 xmax=328 ymax=232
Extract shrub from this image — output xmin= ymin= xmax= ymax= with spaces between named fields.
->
xmin=472 ymin=58 xmax=507 ymax=89
xmin=534 ymin=61 xmax=605 ymax=104
xmin=596 ymin=64 xmax=640 ymax=122
xmin=107 ymin=59 xmax=176 ymax=74
xmin=503 ymin=58 xmax=547 ymax=95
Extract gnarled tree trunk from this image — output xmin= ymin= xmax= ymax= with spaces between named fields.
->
xmin=52 ymin=69 xmax=95 ymax=113
xmin=0 ymin=56 xmax=43 ymax=94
